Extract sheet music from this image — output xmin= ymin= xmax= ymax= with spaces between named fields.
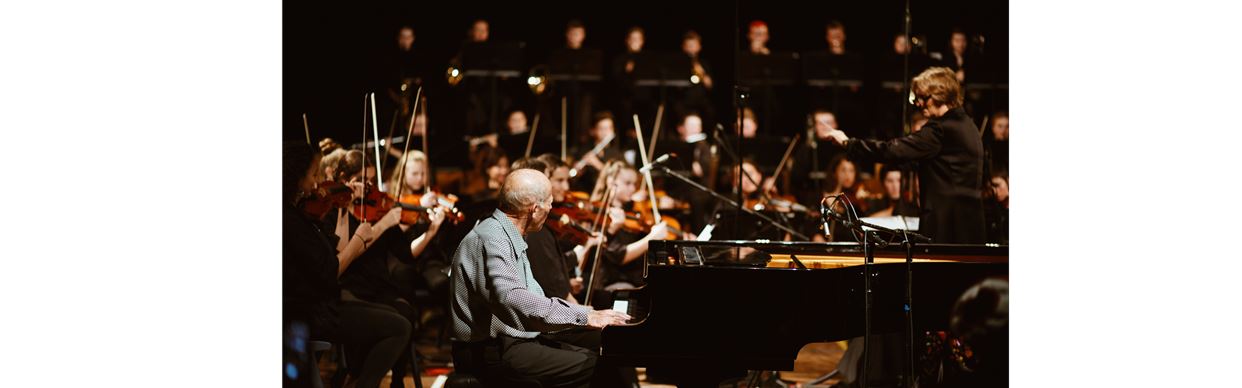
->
xmin=859 ymin=216 xmax=919 ymax=232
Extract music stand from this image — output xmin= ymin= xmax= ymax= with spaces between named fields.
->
xmin=547 ymin=49 xmax=603 ymax=82
xmin=740 ymin=52 xmax=799 ymax=135
xmin=633 ymin=51 xmax=694 ymax=106
xmin=461 ymin=41 xmax=526 ymax=135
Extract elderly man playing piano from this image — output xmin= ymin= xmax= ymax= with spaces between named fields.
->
xmin=449 ymin=168 xmax=633 ymax=388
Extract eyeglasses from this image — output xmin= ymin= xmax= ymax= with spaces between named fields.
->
xmin=908 ymin=91 xmax=931 ymax=106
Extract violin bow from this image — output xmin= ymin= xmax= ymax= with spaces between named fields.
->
xmin=590 ymin=184 xmax=614 ymax=233
xmin=359 ymin=93 xmax=371 ymax=248
xmin=394 ymin=86 xmax=423 ymax=199
xmin=524 ymin=112 xmax=541 ymax=158
xmin=632 ymin=114 xmax=662 ymax=224
xmin=768 ymin=133 xmax=802 ymax=193
xmin=560 ymin=97 xmax=568 ymax=161
xmin=584 ymin=186 xmax=615 ymax=306
xmin=647 ymin=104 xmax=665 ymax=159
xmin=302 ymin=113 xmax=311 ymax=145
xmin=421 ymin=96 xmax=432 ymax=188
xmin=369 ymin=93 xmax=384 ymax=192
xmin=636 ymin=104 xmax=665 ymax=193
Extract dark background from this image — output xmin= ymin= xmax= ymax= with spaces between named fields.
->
xmin=284 ymin=0 xmax=1008 ymax=157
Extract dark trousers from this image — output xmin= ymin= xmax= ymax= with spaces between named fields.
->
xmin=334 ymin=300 xmax=412 ymax=388
xmin=452 ymin=334 xmax=634 ymax=388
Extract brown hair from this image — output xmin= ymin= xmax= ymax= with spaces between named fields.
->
xmin=912 ymin=67 xmax=963 ymax=108
xmin=590 ymin=159 xmax=635 ymax=202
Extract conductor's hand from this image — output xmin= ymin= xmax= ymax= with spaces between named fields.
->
xmin=825 ymin=129 xmax=850 ymax=147
xmin=587 ymin=309 xmax=631 ymax=329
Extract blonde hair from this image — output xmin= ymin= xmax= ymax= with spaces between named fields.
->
xmin=590 ymin=160 xmax=634 ymax=202
xmin=387 ymin=150 xmax=429 ymax=194
xmin=912 ymin=67 xmax=963 ymax=108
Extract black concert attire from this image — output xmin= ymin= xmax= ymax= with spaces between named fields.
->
xmin=609 ymin=51 xmax=655 ymax=133
xmin=524 ymin=225 xmax=579 ymax=300
xmin=674 ymin=55 xmax=715 ymax=126
xmin=328 ymin=211 xmax=446 ymax=388
xmin=568 ymin=139 xmax=630 ymax=193
xmin=843 ymin=107 xmax=986 ymax=243
xmin=284 ymin=205 xmax=411 ymax=388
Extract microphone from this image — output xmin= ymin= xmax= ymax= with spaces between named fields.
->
xmin=639 ymin=153 xmax=675 ymax=173
xmin=820 ymin=198 xmax=832 ymax=238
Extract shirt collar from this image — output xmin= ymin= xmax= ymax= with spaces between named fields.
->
xmin=492 ymin=208 xmax=528 ymax=253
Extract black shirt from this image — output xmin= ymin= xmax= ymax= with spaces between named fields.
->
xmin=846 ymin=108 xmax=985 ymax=243
xmin=524 ymin=225 xmax=578 ymax=299
xmin=283 ymin=204 xmax=342 ymax=338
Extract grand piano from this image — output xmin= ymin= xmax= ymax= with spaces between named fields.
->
xmin=599 ymin=240 xmax=1008 ymax=385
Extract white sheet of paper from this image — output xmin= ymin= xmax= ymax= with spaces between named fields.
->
xmin=612 ymin=300 xmax=629 ymax=314
xmin=696 ymin=223 xmax=715 ymax=241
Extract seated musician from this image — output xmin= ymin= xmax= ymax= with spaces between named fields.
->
xmin=464 ymin=144 xmax=510 ymax=203
xmin=570 ymin=111 xmax=628 ymax=192
xmin=328 ymin=150 xmax=447 ymax=387
xmin=448 ymin=169 xmax=632 ymax=387
xmin=747 ymin=20 xmax=771 ymax=56
xmin=284 ymin=141 xmax=410 ymax=388
xmin=820 ymin=154 xmax=865 ymax=241
xmin=512 ymin=157 xmax=599 ymax=303
xmin=984 ymin=170 xmax=1008 ymax=245
xmin=587 ymin=160 xmax=669 ymax=302
xmin=866 ymin=164 xmax=919 ymax=218
xmin=709 ymin=159 xmax=802 ymax=242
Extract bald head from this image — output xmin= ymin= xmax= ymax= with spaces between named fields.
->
xmin=499 ymin=169 xmax=551 ymax=216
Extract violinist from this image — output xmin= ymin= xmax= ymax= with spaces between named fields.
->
xmin=464 ymin=144 xmax=510 ymax=203
xmin=587 ymin=160 xmax=668 ymax=303
xmin=711 ymin=159 xmax=802 ymax=241
xmin=385 ymin=150 xmax=448 ymax=263
xmin=513 ymin=157 xmax=600 ymax=303
xmin=320 ymin=148 xmax=366 ymax=251
xmin=330 ymin=150 xmax=434 ymax=388
xmin=866 ymin=164 xmax=919 ymax=218
xmin=570 ymin=111 xmax=627 ymax=192
xmin=537 ymin=153 xmax=598 ymax=298
xmin=790 ymin=109 xmax=846 ymax=205
xmin=284 ymin=141 xmax=410 ymax=388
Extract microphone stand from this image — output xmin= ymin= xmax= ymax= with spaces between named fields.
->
xmin=822 ymin=195 xmax=928 ymax=388
xmin=652 ymin=164 xmax=808 ymax=240
xmin=709 ymin=125 xmax=800 ymax=236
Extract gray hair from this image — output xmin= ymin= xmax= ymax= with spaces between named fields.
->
xmin=499 ymin=169 xmax=550 ymax=215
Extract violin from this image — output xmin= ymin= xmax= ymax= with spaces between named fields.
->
xmin=351 ymin=186 xmax=463 ymax=225
xmin=297 ymin=180 xmax=353 ymax=220
xmin=630 ymin=189 xmax=689 ymax=214
xmin=396 ymin=192 xmax=464 ymax=225
xmin=547 ymin=212 xmax=594 ymax=246
xmin=620 ymin=208 xmax=685 ymax=240
xmin=744 ymin=194 xmax=810 ymax=214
